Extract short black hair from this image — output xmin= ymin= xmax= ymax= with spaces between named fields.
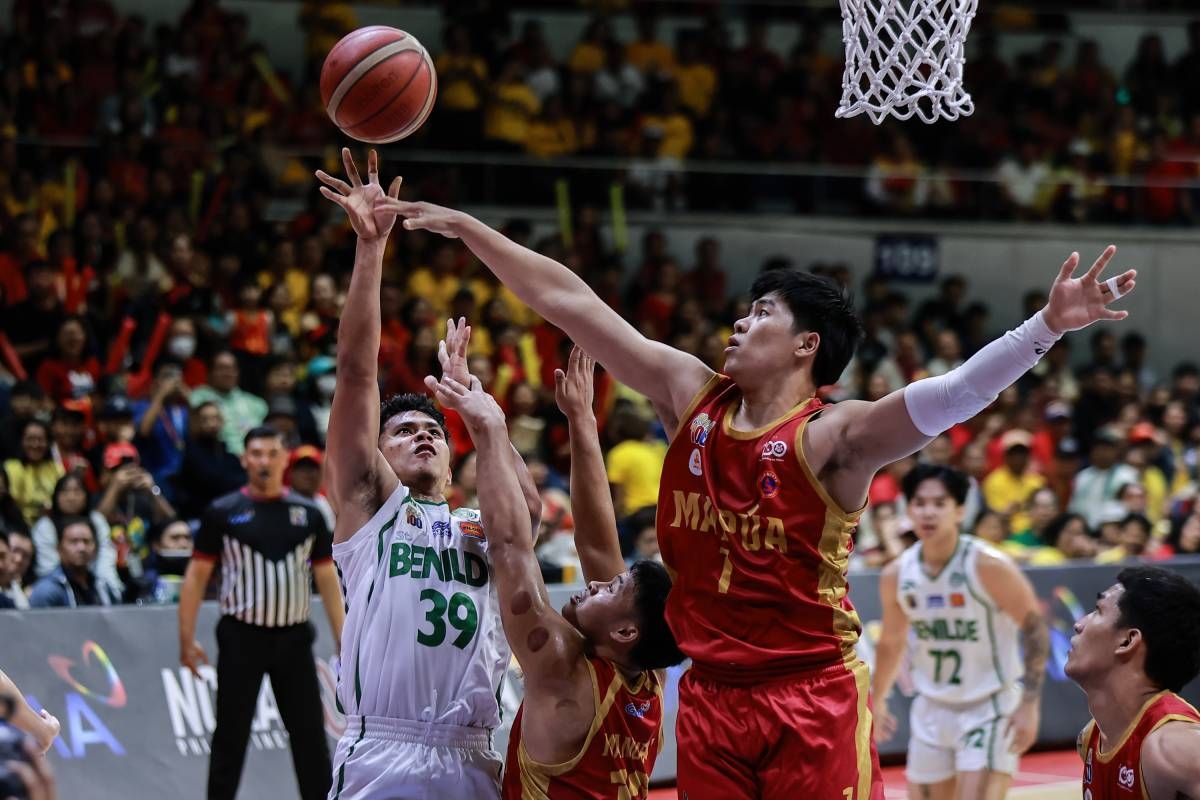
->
xmin=748 ymin=269 xmax=864 ymax=387
xmin=1120 ymin=513 xmax=1152 ymax=536
xmin=243 ymin=425 xmax=283 ymax=448
xmin=1041 ymin=512 xmax=1089 ymax=547
xmin=56 ymin=514 xmax=97 ymax=545
xmin=380 ymin=393 xmax=450 ymax=443
xmin=628 ymin=559 xmax=685 ymax=670
xmin=1115 ymin=566 xmax=1200 ymax=692
xmin=901 ymin=463 xmax=970 ymax=505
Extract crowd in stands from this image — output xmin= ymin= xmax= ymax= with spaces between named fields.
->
xmin=5 ymin=2 xmax=1200 ymax=219
xmin=1 ymin=1 xmax=1200 ymax=612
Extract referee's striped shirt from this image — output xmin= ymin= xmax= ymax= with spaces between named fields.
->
xmin=193 ymin=488 xmax=333 ymax=627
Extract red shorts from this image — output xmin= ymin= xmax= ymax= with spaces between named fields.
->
xmin=675 ymin=658 xmax=884 ymax=800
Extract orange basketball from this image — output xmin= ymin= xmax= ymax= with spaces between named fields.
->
xmin=320 ymin=26 xmax=437 ymax=144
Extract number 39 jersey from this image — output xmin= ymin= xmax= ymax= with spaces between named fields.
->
xmin=896 ymin=535 xmax=1021 ymax=705
xmin=333 ymin=483 xmax=511 ymax=728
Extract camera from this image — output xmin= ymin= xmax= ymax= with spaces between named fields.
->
xmin=0 ymin=695 xmax=31 ymax=800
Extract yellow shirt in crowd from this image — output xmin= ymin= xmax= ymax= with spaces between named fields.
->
xmin=605 ymin=439 xmax=667 ymax=518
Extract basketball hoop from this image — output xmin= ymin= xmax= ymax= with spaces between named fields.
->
xmin=836 ymin=0 xmax=979 ymax=124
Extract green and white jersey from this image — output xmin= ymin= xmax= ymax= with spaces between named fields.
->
xmin=896 ymin=535 xmax=1021 ymax=706
xmin=333 ymin=483 xmax=510 ymax=728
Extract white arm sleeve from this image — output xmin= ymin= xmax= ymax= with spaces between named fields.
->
xmin=903 ymin=310 xmax=1062 ymax=437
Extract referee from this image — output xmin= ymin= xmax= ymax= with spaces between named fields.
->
xmin=178 ymin=426 xmax=344 ymax=800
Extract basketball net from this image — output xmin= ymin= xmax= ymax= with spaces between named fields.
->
xmin=835 ymin=0 xmax=979 ymax=124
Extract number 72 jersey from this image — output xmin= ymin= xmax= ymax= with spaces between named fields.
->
xmin=896 ymin=535 xmax=1021 ymax=705
xmin=332 ymin=483 xmax=511 ymax=728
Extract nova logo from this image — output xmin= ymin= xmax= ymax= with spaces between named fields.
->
xmin=229 ymin=510 xmax=254 ymax=525
xmin=28 ymin=641 xmax=128 ymax=759
xmin=1117 ymin=765 xmax=1135 ymax=789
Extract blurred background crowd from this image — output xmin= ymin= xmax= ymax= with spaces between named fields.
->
xmin=1 ymin=0 xmax=1199 ymax=613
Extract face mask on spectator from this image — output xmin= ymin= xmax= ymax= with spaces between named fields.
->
xmin=168 ymin=335 xmax=197 ymax=359
xmin=316 ymin=374 xmax=337 ymax=399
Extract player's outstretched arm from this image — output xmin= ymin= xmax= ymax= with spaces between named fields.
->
xmin=316 ymin=149 xmax=404 ymax=540
xmin=0 ymin=668 xmax=60 ymax=755
xmin=1142 ymin=721 xmax=1200 ymax=799
xmin=374 ymin=197 xmax=713 ymax=431
xmin=870 ymin=560 xmax=909 ymax=744
xmin=425 ymin=372 xmax=584 ymax=688
xmin=555 ymin=346 xmax=626 ymax=583
xmin=814 ymin=247 xmax=1136 ymax=505
xmin=437 ymin=317 xmax=541 ymax=533
xmin=978 ymin=552 xmax=1048 ymax=755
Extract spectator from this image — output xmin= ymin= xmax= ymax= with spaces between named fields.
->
xmin=189 ymin=349 xmax=268 ymax=455
xmin=971 ymin=508 xmax=1010 ymax=546
xmin=133 ymin=358 xmax=191 ymax=499
xmin=286 ymin=445 xmax=333 ymax=532
xmin=605 ymin=406 xmax=666 ymax=521
xmin=0 ymin=533 xmax=17 ymax=608
xmin=1096 ymin=512 xmax=1155 ymax=563
xmin=2 ymin=261 xmax=65 ymax=369
xmin=138 ymin=518 xmax=193 ymax=604
xmin=1029 ymin=512 xmax=1099 ymax=565
xmin=28 ymin=516 xmax=121 ymax=608
xmin=31 ymin=473 xmax=119 ymax=597
xmin=49 ymin=405 xmax=96 ymax=491
xmin=96 ymin=441 xmax=175 ymax=584
xmin=1070 ymin=427 xmax=1139 ymax=528
xmin=996 ymin=142 xmax=1053 ymax=220
xmin=35 ymin=317 xmax=101 ymax=403
xmin=1161 ymin=508 xmax=1200 ymax=558
xmin=0 ymin=381 xmax=47 ymax=461
xmin=1160 ymin=399 xmax=1196 ymax=494
xmin=434 ymin=23 xmax=488 ymax=148
xmin=175 ymin=401 xmax=246 ymax=519
xmin=163 ymin=315 xmax=208 ymax=388
xmin=4 ymin=419 xmax=65 ymax=524
xmin=981 ymin=429 xmax=1046 ymax=534
xmin=1010 ymin=486 xmax=1060 ymax=548
xmin=4 ymin=528 xmax=35 ymax=607
xmin=1123 ymin=422 xmax=1169 ymax=522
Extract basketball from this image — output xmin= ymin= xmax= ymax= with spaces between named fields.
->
xmin=320 ymin=26 xmax=437 ymax=144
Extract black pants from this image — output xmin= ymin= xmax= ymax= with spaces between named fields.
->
xmin=208 ymin=616 xmax=332 ymax=800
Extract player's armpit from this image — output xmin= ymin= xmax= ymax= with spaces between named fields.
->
xmin=1140 ymin=721 xmax=1200 ymax=799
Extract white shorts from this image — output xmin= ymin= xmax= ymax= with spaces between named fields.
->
xmin=905 ymin=689 xmax=1020 ymax=784
xmin=328 ymin=715 xmax=503 ymax=800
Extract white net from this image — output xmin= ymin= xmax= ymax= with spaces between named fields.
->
xmin=836 ymin=0 xmax=980 ymax=124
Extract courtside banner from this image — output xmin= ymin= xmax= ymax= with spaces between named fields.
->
xmin=3 ymin=559 xmax=1199 ymax=795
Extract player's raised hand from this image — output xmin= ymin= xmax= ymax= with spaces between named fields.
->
xmin=438 ymin=317 xmax=472 ymax=386
xmin=424 ymin=374 xmax=505 ymax=435
xmin=1041 ymin=245 xmax=1136 ymax=334
xmin=315 ymin=148 xmax=403 ymax=242
xmin=373 ymin=197 xmax=466 ymax=239
xmin=554 ymin=346 xmax=595 ymax=420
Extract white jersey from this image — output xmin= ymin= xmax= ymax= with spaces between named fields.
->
xmin=896 ymin=535 xmax=1021 ymax=705
xmin=333 ymin=483 xmax=511 ymax=728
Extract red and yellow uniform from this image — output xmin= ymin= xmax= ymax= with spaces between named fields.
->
xmin=503 ymin=657 xmax=663 ymax=800
xmin=658 ymin=375 xmax=883 ymax=799
xmin=1079 ymin=691 xmax=1200 ymax=798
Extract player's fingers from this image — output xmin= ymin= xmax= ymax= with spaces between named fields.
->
xmin=314 ymin=170 xmax=351 ymax=195
xmin=437 ymin=340 xmax=449 ymax=367
xmin=6 ymin=761 xmax=47 ymax=800
xmin=1056 ymin=251 xmax=1080 ymax=283
xmin=343 ymin=148 xmax=362 ymax=187
xmin=318 ymin=187 xmax=350 ymax=208
xmin=367 ymin=149 xmax=379 ymax=184
xmin=387 ymin=176 xmax=403 ymax=199
xmin=1083 ymin=244 xmax=1117 ymax=282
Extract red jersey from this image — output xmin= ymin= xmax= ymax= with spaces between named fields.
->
xmin=658 ymin=375 xmax=863 ymax=680
xmin=1080 ymin=691 xmax=1200 ymax=798
xmin=503 ymin=657 xmax=663 ymax=800
xmin=229 ymin=310 xmax=270 ymax=355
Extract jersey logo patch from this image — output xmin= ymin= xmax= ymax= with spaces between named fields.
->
xmin=950 ymin=593 xmax=965 ymax=607
xmin=949 ymin=571 xmax=966 ymax=587
xmin=760 ymin=440 xmax=788 ymax=460
xmin=289 ymin=506 xmax=308 ymax=527
xmin=927 ymin=594 xmax=945 ymax=609
xmin=625 ymin=699 xmax=652 ymax=718
xmin=1084 ymin=750 xmax=1093 ymax=783
xmin=432 ymin=520 xmax=452 ymax=538
xmin=460 ymin=520 xmax=485 ymax=540
xmin=688 ymin=448 xmax=703 ymax=476
xmin=1117 ymin=765 xmax=1135 ymax=789
xmin=689 ymin=413 xmax=714 ymax=446
xmin=405 ymin=506 xmax=423 ymax=529
xmin=229 ymin=510 xmax=254 ymax=525
xmin=759 ymin=470 xmax=780 ymax=498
